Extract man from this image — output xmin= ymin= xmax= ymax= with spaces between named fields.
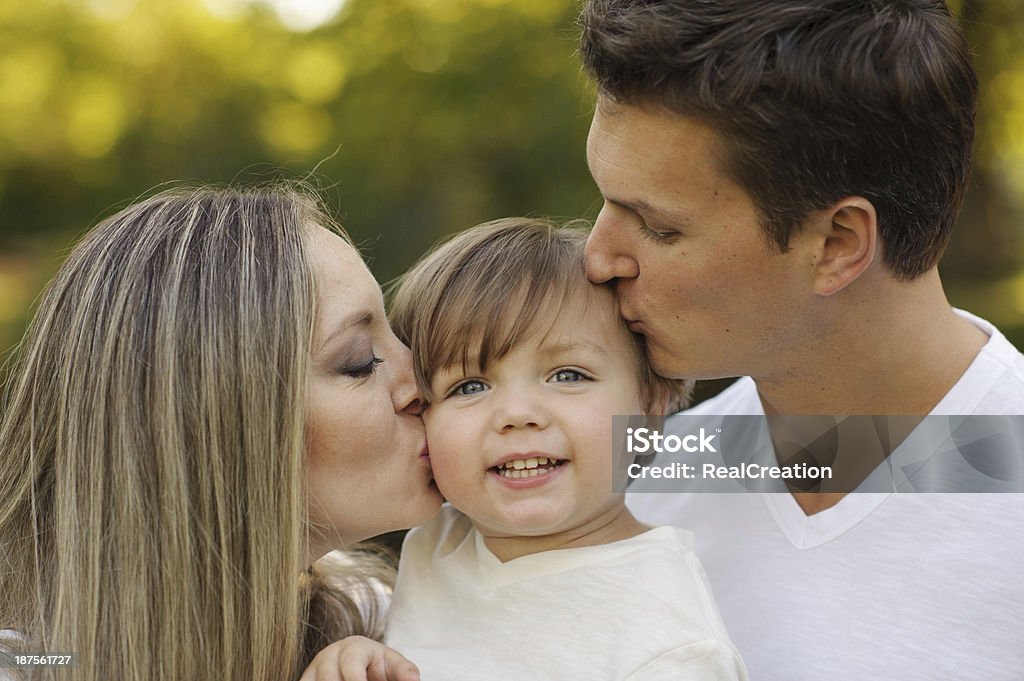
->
xmin=580 ymin=1 xmax=1024 ymax=680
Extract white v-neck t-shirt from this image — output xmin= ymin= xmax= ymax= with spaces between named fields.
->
xmin=386 ymin=505 xmax=747 ymax=681
xmin=627 ymin=310 xmax=1024 ymax=681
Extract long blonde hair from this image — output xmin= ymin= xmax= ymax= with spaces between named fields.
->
xmin=0 ymin=184 xmax=388 ymax=680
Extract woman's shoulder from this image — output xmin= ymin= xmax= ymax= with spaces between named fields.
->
xmin=0 ymin=631 xmax=24 ymax=681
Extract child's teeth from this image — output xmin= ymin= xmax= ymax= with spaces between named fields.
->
xmin=512 ymin=460 xmax=526 ymax=470
xmin=497 ymin=464 xmax=561 ymax=478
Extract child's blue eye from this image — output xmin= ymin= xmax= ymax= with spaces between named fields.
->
xmin=455 ymin=380 xmax=487 ymax=396
xmin=552 ymin=369 xmax=585 ymax=383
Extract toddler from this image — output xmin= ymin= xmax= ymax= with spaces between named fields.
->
xmin=305 ymin=218 xmax=746 ymax=681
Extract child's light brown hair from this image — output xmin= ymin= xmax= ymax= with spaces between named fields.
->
xmin=389 ymin=217 xmax=691 ymax=413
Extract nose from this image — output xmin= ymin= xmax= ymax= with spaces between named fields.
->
xmin=494 ymin=389 xmax=549 ymax=433
xmin=391 ymin=340 xmax=423 ymax=416
xmin=585 ymin=205 xmax=640 ymax=283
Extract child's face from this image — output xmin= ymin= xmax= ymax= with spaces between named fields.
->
xmin=423 ymin=286 xmax=646 ymax=540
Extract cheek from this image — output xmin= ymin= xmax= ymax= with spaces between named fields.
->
xmin=425 ymin=419 xmax=468 ymax=469
xmin=306 ymin=386 xmax=384 ymax=481
xmin=637 ymin=250 xmax=695 ymax=301
xmin=307 ymin=414 xmax=360 ymax=494
xmin=569 ymin=399 xmax=616 ymax=449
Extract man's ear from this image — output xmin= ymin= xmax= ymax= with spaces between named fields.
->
xmin=809 ymin=197 xmax=878 ymax=296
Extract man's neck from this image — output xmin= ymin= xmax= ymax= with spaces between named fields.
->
xmin=752 ymin=271 xmax=988 ymax=514
xmin=756 ymin=271 xmax=987 ymax=416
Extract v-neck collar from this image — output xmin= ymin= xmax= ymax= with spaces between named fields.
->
xmin=752 ymin=309 xmax=1002 ymax=549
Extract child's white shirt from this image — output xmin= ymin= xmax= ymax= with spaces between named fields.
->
xmin=385 ymin=504 xmax=746 ymax=681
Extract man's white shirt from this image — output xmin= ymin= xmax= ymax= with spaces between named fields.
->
xmin=628 ymin=310 xmax=1024 ymax=681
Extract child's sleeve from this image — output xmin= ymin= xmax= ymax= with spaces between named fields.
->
xmin=623 ymin=639 xmax=748 ymax=681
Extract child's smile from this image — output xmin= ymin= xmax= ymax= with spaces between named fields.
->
xmin=422 ymin=285 xmax=650 ymax=558
xmin=490 ymin=453 xmax=568 ymax=485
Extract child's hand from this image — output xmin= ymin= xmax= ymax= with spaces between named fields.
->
xmin=299 ymin=636 xmax=421 ymax=681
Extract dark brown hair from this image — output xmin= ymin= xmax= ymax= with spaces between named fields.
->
xmin=389 ymin=217 xmax=691 ymax=414
xmin=580 ymin=0 xmax=978 ymax=280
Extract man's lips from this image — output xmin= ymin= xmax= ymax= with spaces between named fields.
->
xmin=619 ymin=304 xmax=642 ymax=328
xmin=624 ymin=316 xmax=645 ymax=333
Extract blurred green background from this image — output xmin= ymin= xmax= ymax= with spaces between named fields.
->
xmin=1 ymin=0 xmax=1023 ymax=361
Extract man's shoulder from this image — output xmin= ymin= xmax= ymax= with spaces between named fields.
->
xmin=950 ymin=310 xmax=1024 ymax=415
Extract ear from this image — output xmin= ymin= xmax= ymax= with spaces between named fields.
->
xmin=810 ymin=197 xmax=877 ymax=296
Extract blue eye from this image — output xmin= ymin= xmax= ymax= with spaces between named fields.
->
xmin=454 ymin=380 xmax=487 ymax=396
xmin=552 ymin=369 xmax=586 ymax=383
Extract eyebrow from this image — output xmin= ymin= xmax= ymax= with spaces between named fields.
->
xmin=605 ymin=197 xmax=694 ymax=229
xmin=541 ymin=339 xmax=611 ymax=358
xmin=318 ymin=310 xmax=374 ymax=354
xmin=434 ymin=339 xmax=610 ymax=379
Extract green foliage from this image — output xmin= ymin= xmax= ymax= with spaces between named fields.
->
xmin=1 ymin=0 xmax=1023 ymax=349
xmin=0 ymin=0 xmax=597 ymax=346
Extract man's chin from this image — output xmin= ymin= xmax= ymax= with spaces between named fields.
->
xmin=646 ymin=341 xmax=733 ymax=381
xmin=646 ymin=343 xmax=692 ymax=380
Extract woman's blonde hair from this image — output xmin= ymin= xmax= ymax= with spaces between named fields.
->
xmin=0 ymin=184 xmax=389 ymax=680
xmin=388 ymin=217 xmax=691 ymax=413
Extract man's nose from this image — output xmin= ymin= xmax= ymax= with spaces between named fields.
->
xmin=585 ymin=206 xmax=639 ymax=283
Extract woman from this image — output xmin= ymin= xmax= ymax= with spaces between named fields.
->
xmin=0 ymin=184 xmax=442 ymax=680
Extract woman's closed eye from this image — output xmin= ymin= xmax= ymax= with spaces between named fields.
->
xmin=342 ymin=355 xmax=384 ymax=379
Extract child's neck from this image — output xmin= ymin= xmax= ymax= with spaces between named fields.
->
xmin=480 ymin=504 xmax=649 ymax=563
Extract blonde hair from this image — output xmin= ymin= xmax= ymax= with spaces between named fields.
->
xmin=388 ymin=217 xmax=691 ymax=413
xmin=0 ymin=184 xmax=389 ymax=680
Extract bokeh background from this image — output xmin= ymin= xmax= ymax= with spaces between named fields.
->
xmin=2 ymin=0 xmax=1023 ymax=373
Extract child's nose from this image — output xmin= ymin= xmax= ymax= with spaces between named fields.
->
xmin=495 ymin=392 xmax=549 ymax=432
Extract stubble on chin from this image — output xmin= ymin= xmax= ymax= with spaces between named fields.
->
xmin=642 ymin=339 xmax=683 ymax=380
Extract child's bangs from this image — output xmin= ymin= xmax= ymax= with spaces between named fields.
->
xmin=390 ymin=217 xmax=598 ymax=402
xmin=428 ymin=256 xmax=590 ymax=383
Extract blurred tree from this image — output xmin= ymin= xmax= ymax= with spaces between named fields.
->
xmin=945 ymin=0 xmax=1024 ymax=280
xmin=0 ymin=0 xmax=597 ymax=348
xmin=0 ymin=0 xmax=1022 ymax=352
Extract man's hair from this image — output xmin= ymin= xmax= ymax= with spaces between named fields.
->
xmin=580 ymin=0 xmax=978 ymax=280
xmin=389 ymin=217 xmax=691 ymax=413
